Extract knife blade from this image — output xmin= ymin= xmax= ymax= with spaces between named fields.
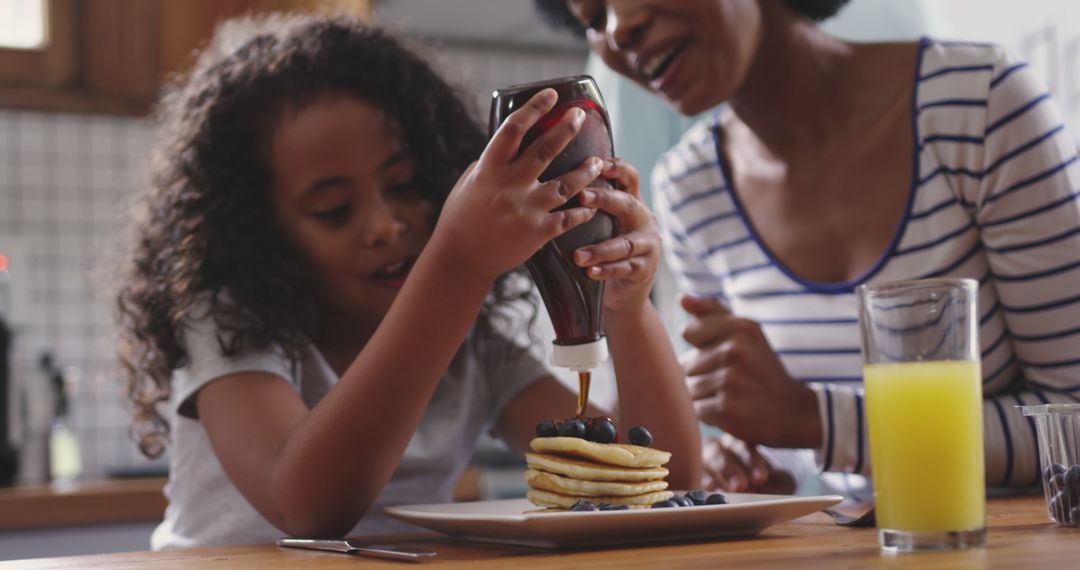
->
xmin=276 ymin=538 xmax=437 ymax=562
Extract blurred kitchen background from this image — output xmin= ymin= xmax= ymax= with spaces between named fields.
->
xmin=3 ymin=0 xmax=1080 ymax=559
xmin=0 ymin=0 xmax=591 ymax=491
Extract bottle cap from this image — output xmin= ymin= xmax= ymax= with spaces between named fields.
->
xmin=550 ymin=337 xmax=609 ymax=372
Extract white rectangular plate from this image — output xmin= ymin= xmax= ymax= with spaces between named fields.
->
xmin=383 ymin=492 xmax=843 ymax=549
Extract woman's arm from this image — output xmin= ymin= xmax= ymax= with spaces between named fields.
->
xmin=967 ymin=51 xmax=1080 ymax=487
xmin=807 ymin=48 xmax=1080 ymax=483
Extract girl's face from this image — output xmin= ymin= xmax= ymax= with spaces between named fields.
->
xmin=568 ymin=0 xmax=761 ymax=115
xmin=270 ymin=94 xmax=434 ymax=324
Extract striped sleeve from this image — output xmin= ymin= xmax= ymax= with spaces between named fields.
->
xmin=968 ymin=52 xmax=1080 ymax=487
xmin=651 ymin=138 xmax=729 ymax=304
xmin=808 ymin=383 xmax=871 ymax=476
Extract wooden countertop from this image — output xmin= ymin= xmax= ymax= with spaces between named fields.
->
xmin=4 ymin=496 xmax=1074 ymax=568
xmin=0 ymin=478 xmax=167 ymax=531
xmin=0 ymin=468 xmax=482 ymax=532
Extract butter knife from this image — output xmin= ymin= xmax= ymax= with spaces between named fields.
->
xmin=276 ymin=538 xmax=437 ymax=562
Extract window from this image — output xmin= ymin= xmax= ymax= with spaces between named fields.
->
xmin=0 ymin=0 xmax=46 ymax=49
xmin=0 ymin=0 xmax=75 ymax=89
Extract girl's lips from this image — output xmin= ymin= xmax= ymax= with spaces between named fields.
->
xmin=370 ymin=256 xmax=416 ymax=289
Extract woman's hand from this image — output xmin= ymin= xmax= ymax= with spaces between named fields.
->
xmin=680 ymin=295 xmax=822 ymax=449
xmin=702 ymin=434 xmax=796 ymax=494
xmin=573 ymin=158 xmax=661 ymax=313
xmin=434 ymin=88 xmax=601 ymax=281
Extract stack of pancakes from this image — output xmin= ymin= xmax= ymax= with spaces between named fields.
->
xmin=525 ymin=436 xmax=673 ymax=509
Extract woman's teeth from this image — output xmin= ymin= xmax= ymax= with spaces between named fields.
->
xmin=643 ymin=44 xmax=684 ymax=80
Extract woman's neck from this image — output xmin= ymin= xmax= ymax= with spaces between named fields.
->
xmin=728 ymin=1 xmax=885 ymax=159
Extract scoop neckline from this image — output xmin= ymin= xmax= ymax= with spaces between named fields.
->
xmin=709 ymin=37 xmax=931 ymax=294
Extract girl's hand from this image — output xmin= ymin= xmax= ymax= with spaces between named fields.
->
xmin=680 ymin=295 xmax=822 ymax=449
xmin=434 ymin=88 xmax=601 ymax=281
xmin=702 ymin=434 xmax=796 ymax=494
xmin=572 ymin=158 xmax=660 ymax=313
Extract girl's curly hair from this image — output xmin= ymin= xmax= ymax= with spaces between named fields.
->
xmin=116 ymin=14 xmax=533 ymax=458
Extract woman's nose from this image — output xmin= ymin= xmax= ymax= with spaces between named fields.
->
xmin=605 ymin=3 xmax=649 ymax=52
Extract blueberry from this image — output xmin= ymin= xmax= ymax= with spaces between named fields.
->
xmin=651 ymin=499 xmax=679 ymax=509
xmin=589 ymin=419 xmax=617 ymax=444
xmin=628 ymin=425 xmax=653 ymax=447
xmin=598 ymin=503 xmax=629 ymax=511
xmin=1051 ymin=491 xmax=1075 ymax=523
xmin=536 ymin=420 xmax=558 ymax=438
xmin=1070 ymin=505 xmax=1080 ymax=526
xmin=685 ymin=490 xmax=708 ymax=506
xmin=672 ymin=496 xmax=694 ymax=507
xmin=1050 ymin=473 xmax=1068 ymax=493
xmin=705 ymin=493 xmax=729 ymax=505
xmin=1066 ymin=464 xmax=1080 ymax=490
xmin=559 ymin=419 xmax=588 ymax=439
xmin=570 ymin=499 xmax=597 ymax=512
xmin=1046 ymin=463 xmax=1068 ymax=479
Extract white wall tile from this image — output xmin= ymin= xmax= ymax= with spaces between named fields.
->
xmin=0 ymin=109 xmax=152 ymax=483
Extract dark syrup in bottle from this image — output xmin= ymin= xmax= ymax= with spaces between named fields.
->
xmin=490 ymin=76 xmax=615 ymax=413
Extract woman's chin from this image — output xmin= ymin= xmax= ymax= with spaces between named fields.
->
xmin=669 ymin=94 xmax=719 ymax=118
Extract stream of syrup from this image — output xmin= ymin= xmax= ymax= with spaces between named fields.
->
xmin=576 ymin=370 xmax=591 ymax=418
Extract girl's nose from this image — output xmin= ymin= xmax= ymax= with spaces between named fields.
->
xmin=360 ymin=199 xmax=406 ymax=248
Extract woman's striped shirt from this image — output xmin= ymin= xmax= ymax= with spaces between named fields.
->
xmin=652 ymin=38 xmax=1080 ymax=487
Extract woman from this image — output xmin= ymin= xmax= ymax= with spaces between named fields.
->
xmin=537 ymin=0 xmax=1080 ymax=495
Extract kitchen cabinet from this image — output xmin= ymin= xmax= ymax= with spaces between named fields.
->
xmin=0 ymin=477 xmax=165 ymax=561
xmin=0 ymin=0 xmax=371 ymax=116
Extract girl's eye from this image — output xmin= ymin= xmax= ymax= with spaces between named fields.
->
xmin=312 ymin=204 xmax=350 ymax=223
xmin=387 ymin=183 xmax=418 ymax=198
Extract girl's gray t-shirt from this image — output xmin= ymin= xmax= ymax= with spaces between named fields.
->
xmin=151 ymin=311 xmax=550 ymax=549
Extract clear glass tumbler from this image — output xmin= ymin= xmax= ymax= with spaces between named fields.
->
xmin=1018 ymin=403 xmax=1080 ymax=526
xmin=857 ymin=278 xmax=986 ymax=552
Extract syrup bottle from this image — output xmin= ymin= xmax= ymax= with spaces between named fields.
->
xmin=490 ymin=76 xmax=615 ymax=408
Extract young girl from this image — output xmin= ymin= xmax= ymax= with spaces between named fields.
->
xmin=115 ymin=14 xmax=701 ymax=548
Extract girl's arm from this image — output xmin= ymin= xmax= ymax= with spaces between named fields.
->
xmin=585 ymin=159 xmax=702 ymax=489
xmin=497 ymin=159 xmax=702 ymax=490
xmin=197 ymin=89 xmax=602 ymax=538
xmin=604 ymin=299 xmax=703 ymax=490
xmin=494 ymin=287 xmax=702 ymax=492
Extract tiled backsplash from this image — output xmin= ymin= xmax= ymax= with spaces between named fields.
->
xmin=0 ymin=109 xmax=156 ymax=482
xmin=0 ymin=41 xmax=588 ymax=483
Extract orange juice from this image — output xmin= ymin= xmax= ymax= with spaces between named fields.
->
xmin=864 ymin=360 xmax=985 ymax=532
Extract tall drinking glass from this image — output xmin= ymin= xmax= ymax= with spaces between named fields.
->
xmin=857 ymin=278 xmax=986 ymax=552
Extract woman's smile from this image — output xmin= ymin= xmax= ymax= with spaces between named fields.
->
xmin=647 ymin=40 xmax=691 ymax=97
